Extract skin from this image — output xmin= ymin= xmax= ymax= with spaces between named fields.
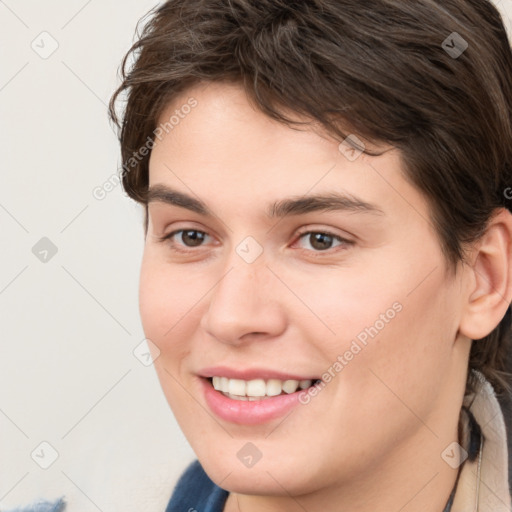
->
xmin=139 ymin=80 xmax=512 ymax=512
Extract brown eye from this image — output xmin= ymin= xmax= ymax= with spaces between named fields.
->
xmin=178 ymin=230 xmax=207 ymax=247
xmin=158 ymin=229 xmax=210 ymax=250
xmin=295 ymin=230 xmax=353 ymax=254
xmin=306 ymin=233 xmax=336 ymax=251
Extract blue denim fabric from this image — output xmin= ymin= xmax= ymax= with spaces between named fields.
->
xmin=3 ymin=498 xmax=66 ymax=512
xmin=165 ymin=460 xmax=228 ymax=511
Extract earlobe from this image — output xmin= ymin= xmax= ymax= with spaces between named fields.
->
xmin=459 ymin=208 xmax=512 ymax=340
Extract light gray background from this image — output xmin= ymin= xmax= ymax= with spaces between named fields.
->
xmin=0 ymin=1 xmax=195 ymax=511
xmin=0 ymin=1 xmax=511 ymax=510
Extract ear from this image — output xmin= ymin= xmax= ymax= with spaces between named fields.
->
xmin=459 ymin=208 xmax=512 ymax=340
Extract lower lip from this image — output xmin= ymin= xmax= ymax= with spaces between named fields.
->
xmin=200 ymin=377 xmax=309 ymax=425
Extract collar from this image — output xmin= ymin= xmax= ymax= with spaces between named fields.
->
xmin=451 ymin=370 xmax=511 ymax=512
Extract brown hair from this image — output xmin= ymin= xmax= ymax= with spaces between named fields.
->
xmin=108 ymin=0 xmax=512 ymax=398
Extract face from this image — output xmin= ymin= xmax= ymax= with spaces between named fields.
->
xmin=139 ymin=81 xmax=468 ymax=497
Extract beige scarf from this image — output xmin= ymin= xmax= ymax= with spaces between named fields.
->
xmin=451 ymin=370 xmax=511 ymax=511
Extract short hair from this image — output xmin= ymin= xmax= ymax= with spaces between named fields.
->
xmin=108 ymin=0 xmax=512 ymax=398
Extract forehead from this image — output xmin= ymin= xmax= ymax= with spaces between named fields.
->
xmin=147 ymin=81 xmax=431 ymax=227
xmin=154 ymin=83 xmax=334 ymax=162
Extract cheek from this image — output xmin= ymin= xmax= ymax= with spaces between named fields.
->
xmin=138 ymin=253 xmax=205 ymax=407
xmin=295 ymin=274 xmax=459 ymax=474
xmin=336 ymin=272 xmax=458 ymax=424
xmin=138 ymin=254 xmax=203 ymax=420
xmin=138 ymin=252 xmax=200 ymax=343
xmin=296 ymin=256 xmax=457 ymax=403
xmin=284 ymin=262 xmax=403 ymax=352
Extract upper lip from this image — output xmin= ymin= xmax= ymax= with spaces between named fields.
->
xmin=198 ymin=366 xmax=319 ymax=381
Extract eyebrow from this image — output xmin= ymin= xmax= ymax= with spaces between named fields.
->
xmin=146 ymin=184 xmax=384 ymax=218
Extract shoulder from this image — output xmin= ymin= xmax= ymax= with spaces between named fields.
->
xmin=165 ymin=459 xmax=229 ymax=512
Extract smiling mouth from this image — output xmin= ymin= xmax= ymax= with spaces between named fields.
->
xmin=206 ymin=376 xmax=322 ymax=401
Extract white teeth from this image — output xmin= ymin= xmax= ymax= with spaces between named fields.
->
xmin=246 ymin=379 xmax=266 ymax=397
xmin=266 ymin=379 xmax=283 ymax=397
xmin=209 ymin=376 xmax=316 ymax=399
xmin=282 ymin=379 xmax=299 ymax=394
xmin=228 ymin=379 xmax=246 ymax=396
xmin=299 ymin=379 xmax=312 ymax=389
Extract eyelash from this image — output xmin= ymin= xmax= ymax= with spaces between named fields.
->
xmin=156 ymin=228 xmax=354 ymax=256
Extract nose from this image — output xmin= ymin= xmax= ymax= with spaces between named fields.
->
xmin=199 ymin=252 xmax=287 ymax=346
